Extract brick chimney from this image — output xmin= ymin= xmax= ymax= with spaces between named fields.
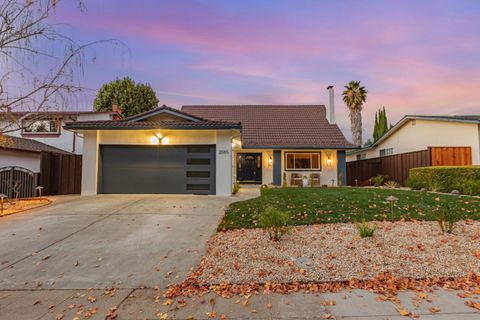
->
xmin=326 ymin=85 xmax=335 ymax=124
xmin=112 ymin=104 xmax=121 ymax=114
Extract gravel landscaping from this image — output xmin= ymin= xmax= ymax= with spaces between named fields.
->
xmin=198 ymin=220 xmax=480 ymax=284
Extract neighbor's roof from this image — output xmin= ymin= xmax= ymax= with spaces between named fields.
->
xmin=347 ymin=114 xmax=480 ymax=155
xmin=0 ymin=135 xmax=71 ymax=154
xmin=182 ymin=105 xmax=356 ymax=149
xmin=0 ymin=110 xmax=121 ymax=118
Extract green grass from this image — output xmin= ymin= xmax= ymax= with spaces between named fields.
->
xmin=218 ymin=187 xmax=480 ymax=231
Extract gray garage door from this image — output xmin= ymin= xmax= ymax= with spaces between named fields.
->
xmin=99 ymin=145 xmax=216 ymax=194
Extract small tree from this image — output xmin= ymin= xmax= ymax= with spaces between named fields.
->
xmin=94 ymin=77 xmax=159 ymax=117
xmin=258 ymin=207 xmax=291 ymax=241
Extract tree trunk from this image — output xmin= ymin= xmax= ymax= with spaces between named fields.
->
xmin=350 ymin=107 xmax=363 ymax=146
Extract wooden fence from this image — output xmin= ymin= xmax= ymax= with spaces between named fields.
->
xmin=0 ymin=166 xmax=39 ymax=198
xmin=40 ymin=151 xmax=82 ymax=195
xmin=347 ymin=146 xmax=472 ymax=186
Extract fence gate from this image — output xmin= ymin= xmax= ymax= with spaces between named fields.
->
xmin=0 ymin=166 xmax=39 ymax=199
xmin=40 ymin=151 xmax=82 ymax=195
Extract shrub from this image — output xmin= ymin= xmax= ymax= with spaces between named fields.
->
xmin=371 ymin=174 xmax=388 ymax=187
xmin=309 ymin=173 xmax=315 ymax=187
xmin=258 ymin=207 xmax=291 ymax=241
xmin=282 ymin=172 xmax=288 ymax=188
xmin=232 ymin=182 xmax=241 ymax=195
xmin=464 ymin=179 xmax=480 ymax=196
xmin=428 ymin=180 xmax=444 ymax=193
xmin=406 ymin=176 xmax=422 ymax=190
xmin=384 ymin=180 xmax=399 ymax=188
xmin=356 ymin=221 xmax=376 ymax=238
xmin=261 ymin=184 xmax=269 ymax=189
xmin=434 ymin=201 xmax=461 ymax=234
xmin=409 ymin=166 xmax=480 ymax=195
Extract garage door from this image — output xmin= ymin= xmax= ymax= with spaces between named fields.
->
xmin=99 ymin=145 xmax=216 ymax=194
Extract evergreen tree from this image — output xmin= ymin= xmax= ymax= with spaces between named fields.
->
xmin=373 ymin=106 xmax=389 ymax=141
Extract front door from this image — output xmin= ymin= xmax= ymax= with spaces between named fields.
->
xmin=237 ymin=153 xmax=262 ymax=184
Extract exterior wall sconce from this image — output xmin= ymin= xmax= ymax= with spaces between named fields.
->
xmin=326 ymin=154 xmax=333 ymax=167
xmin=268 ymin=156 xmax=273 ymax=166
xmin=150 ymin=133 xmax=169 ymax=145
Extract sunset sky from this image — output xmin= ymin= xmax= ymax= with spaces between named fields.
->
xmin=52 ymin=0 xmax=480 ymax=141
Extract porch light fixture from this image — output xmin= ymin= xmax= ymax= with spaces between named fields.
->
xmin=150 ymin=136 xmax=160 ymax=144
xmin=326 ymin=153 xmax=333 ymax=167
xmin=268 ymin=156 xmax=273 ymax=166
xmin=161 ymin=137 xmax=170 ymax=144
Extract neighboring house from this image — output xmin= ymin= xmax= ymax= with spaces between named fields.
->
xmin=0 ymin=135 xmax=70 ymax=172
xmin=346 ymin=115 xmax=480 ymax=164
xmin=66 ymin=87 xmax=356 ymax=196
xmin=0 ymin=108 xmax=121 ymax=154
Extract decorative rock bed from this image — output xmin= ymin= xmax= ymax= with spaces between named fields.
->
xmin=197 ymin=221 xmax=480 ymax=285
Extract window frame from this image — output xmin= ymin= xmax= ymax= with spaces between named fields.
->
xmin=379 ymin=148 xmax=393 ymax=157
xmin=284 ymin=152 xmax=321 ymax=171
xmin=356 ymin=153 xmax=366 ymax=160
xmin=21 ymin=118 xmax=61 ymax=136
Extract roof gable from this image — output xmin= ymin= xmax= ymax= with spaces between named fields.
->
xmin=124 ymin=105 xmax=206 ymax=122
xmin=182 ymin=105 xmax=355 ymax=149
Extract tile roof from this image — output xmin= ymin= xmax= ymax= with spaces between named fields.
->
xmin=64 ymin=120 xmax=241 ymax=130
xmin=182 ymin=105 xmax=356 ymax=149
xmin=0 ymin=135 xmax=71 ymax=154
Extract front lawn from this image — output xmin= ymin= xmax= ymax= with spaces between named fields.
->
xmin=219 ymin=187 xmax=480 ymax=230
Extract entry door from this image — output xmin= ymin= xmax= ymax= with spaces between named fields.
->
xmin=237 ymin=153 xmax=262 ymax=183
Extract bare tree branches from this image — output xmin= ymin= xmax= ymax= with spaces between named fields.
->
xmin=0 ymin=0 xmax=124 ymax=133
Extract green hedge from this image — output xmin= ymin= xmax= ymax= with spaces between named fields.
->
xmin=408 ymin=166 xmax=480 ymax=195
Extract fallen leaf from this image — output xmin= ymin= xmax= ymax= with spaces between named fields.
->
xmin=33 ymin=300 xmax=41 ymax=305
xmin=429 ymin=307 xmax=440 ymax=313
xmin=87 ymin=296 xmax=96 ymax=303
xmin=163 ymin=299 xmax=173 ymax=306
xmin=156 ymin=312 xmax=168 ymax=320
xmin=398 ymin=309 xmax=410 ymax=316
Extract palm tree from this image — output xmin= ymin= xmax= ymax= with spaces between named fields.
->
xmin=342 ymin=81 xmax=368 ymax=146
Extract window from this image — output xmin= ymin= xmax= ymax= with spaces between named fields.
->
xmin=356 ymin=154 xmax=366 ymax=160
xmin=285 ymin=153 xmax=321 ymax=170
xmin=22 ymin=118 xmax=60 ymax=135
xmin=379 ymin=148 xmax=393 ymax=157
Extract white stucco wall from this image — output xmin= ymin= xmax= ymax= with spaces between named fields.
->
xmin=347 ymin=120 xmax=480 ymax=164
xmin=0 ymin=150 xmax=41 ymax=172
xmin=81 ymin=130 xmax=98 ymax=195
xmin=81 ymin=129 xmax=235 ymax=196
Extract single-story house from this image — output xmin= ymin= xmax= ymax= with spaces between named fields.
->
xmin=65 ymin=88 xmax=356 ymax=196
xmin=347 ymin=115 xmax=480 ymax=165
xmin=0 ymin=135 xmax=70 ymax=172
xmin=0 ymin=107 xmax=121 ymax=154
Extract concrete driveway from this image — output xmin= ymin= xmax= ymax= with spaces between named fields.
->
xmin=0 ymin=193 xmax=252 ymax=319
